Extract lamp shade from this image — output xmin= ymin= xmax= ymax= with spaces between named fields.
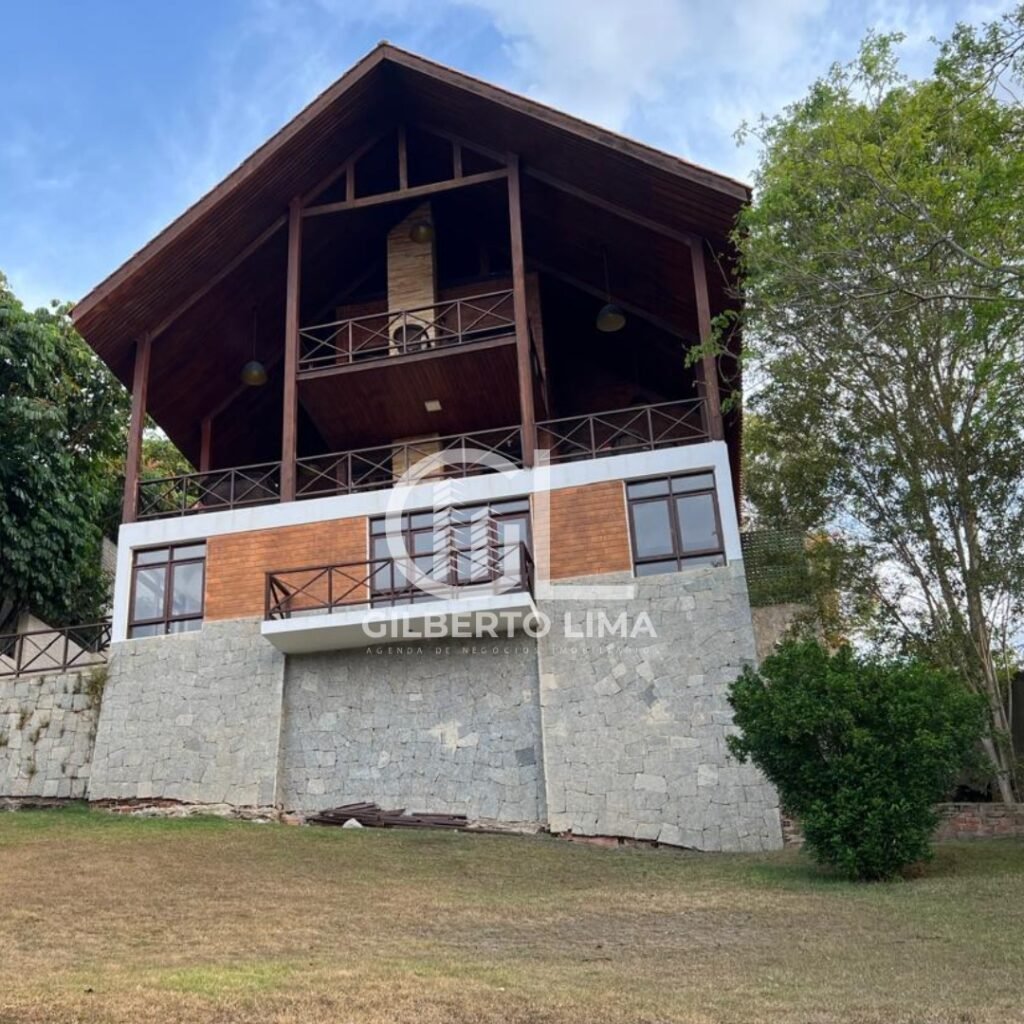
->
xmin=240 ymin=359 xmax=268 ymax=386
xmin=409 ymin=218 xmax=434 ymax=244
xmin=596 ymin=302 xmax=626 ymax=333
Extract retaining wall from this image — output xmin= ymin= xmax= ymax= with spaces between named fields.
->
xmin=535 ymin=564 xmax=782 ymax=851
xmin=278 ymin=640 xmax=545 ymax=821
xmin=0 ymin=668 xmax=102 ymax=799
xmin=88 ymin=619 xmax=285 ymax=806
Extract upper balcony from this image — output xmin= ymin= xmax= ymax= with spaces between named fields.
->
xmin=298 ymin=289 xmax=516 ymax=376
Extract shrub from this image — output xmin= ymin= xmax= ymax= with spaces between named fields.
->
xmin=727 ymin=640 xmax=986 ymax=880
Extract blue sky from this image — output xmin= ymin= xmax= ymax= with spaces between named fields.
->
xmin=1 ymin=0 xmax=1010 ymax=309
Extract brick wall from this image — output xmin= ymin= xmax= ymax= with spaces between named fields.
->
xmin=934 ymin=802 xmax=1024 ymax=841
xmin=205 ymin=517 xmax=367 ymax=620
xmin=782 ymin=803 xmax=1024 ymax=846
xmin=203 ymin=479 xmax=632 ymax=620
xmin=541 ymin=481 xmax=633 ymax=580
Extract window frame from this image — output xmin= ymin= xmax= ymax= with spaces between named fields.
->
xmin=626 ymin=472 xmax=725 ymax=576
xmin=127 ymin=542 xmax=207 ymax=638
xmin=368 ymin=499 xmax=531 ymax=605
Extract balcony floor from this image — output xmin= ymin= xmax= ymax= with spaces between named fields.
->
xmin=261 ymin=590 xmax=537 ymax=653
xmin=298 ymin=336 xmax=519 ymax=449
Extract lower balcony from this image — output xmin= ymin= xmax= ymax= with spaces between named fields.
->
xmin=136 ymin=398 xmax=709 ymax=520
xmin=260 ymin=541 xmax=536 ymax=653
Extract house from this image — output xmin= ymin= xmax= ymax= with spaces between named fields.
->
xmin=68 ymin=44 xmax=782 ymax=850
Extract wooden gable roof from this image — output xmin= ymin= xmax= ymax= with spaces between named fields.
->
xmin=71 ymin=44 xmax=749 ymax=466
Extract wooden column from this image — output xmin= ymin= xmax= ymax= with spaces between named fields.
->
xmin=280 ymin=197 xmax=303 ymax=501
xmin=199 ymin=416 xmax=212 ymax=473
xmin=122 ymin=335 xmax=152 ymax=524
xmin=688 ymin=238 xmax=724 ymax=441
xmin=507 ymin=155 xmax=536 ymax=465
xmin=525 ymin=272 xmax=550 ymax=417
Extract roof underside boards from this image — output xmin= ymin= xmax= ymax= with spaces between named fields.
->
xmin=71 ymin=45 xmax=748 ymax=468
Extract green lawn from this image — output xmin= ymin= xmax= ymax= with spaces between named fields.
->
xmin=0 ymin=805 xmax=1022 ymax=1023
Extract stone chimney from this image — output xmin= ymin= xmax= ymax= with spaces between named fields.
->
xmin=387 ymin=201 xmax=436 ymax=352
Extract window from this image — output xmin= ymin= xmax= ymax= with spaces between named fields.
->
xmin=369 ymin=499 xmax=530 ymax=605
xmin=128 ymin=543 xmax=206 ymax=638
xmin=626 ymin=473 xmax=724 ymax=576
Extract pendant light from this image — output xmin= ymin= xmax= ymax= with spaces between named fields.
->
xmin=596 ymin=248 xmax=626 ymax=333
xmin=240 ymin=304 xmax=268 ymax=386
xmin=409 ymin=217 xmax=434 ymax=244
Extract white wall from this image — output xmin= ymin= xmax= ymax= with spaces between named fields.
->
xmin=112 ymin=442 xmax=739 ymax=642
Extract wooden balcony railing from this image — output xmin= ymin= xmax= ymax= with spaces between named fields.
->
xmin=295 ymin=426 xmax=523 ymax=499
xmin=298 ymin=289 xmax=516 ymax=374
xmin=0 ymin=622 xmax=111 ymax=679
xmin=135 ymin=399 xmax=709 ymax=519
xmin=137 ymin=461 xmax=281 ymax=520
xmin=536 ymin=399 xmax=709 ymax=464
xmin=266 ymin=538 xmax=534 ymax=620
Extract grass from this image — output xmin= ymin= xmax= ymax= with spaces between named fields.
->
xmin=0 ymin=805 xmax=1022 ymax=1023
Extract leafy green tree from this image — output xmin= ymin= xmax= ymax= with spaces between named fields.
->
xmin=728 ymin=640 xmax=986 ymax=880
xmin=0 ymin=274 xmax=131 ymax=631
xmin=734 ymin=12 xmax=1024 ymax=800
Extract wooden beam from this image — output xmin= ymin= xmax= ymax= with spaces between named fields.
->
xmin=199 ymin=417 xmax=212 ymax=473
xmin=281 ymin=198 xmax=303 ymax=501
xmin=452 ymin=141 xmax=463 ymax=178
xmin=122 ymin=335 xmax=152 ymax=524
xmin=148 ymin=216 xmax=286 ymax=342
xmin=525 ymin=272 xmax=550 ymax=417
xmin=507 ymin=155 xmax=536 ymax=466
xmin=524 ymin=167 xmax=699 ymax=246
xmin=529 ymin=259 xmax=692 ymax=343
xmin=303 ymin=168 xmax=507 ymax=218
xmin=417 ymin=123 xmax=508 ymax=169
xmin=397 ymin=124 xmax=408 ymax=189
xmin=688 ymin=239 xmax=724 ymax=441
xmin=383 ymin=49 xmax=748 ymax=199
xmin=300 ymin=130 xmax=388 ymax=207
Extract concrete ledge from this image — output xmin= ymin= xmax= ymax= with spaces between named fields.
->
xmin=262 ymin=592 xmax=538 ymax=653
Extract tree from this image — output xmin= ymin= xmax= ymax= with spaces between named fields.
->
xmin=734 ymin=13 xmax=1024 ymax=801
xmin=728 ymin=640 xmax=985 ymax=881
xmin=0 ymin=275 xmax=131 ymax=631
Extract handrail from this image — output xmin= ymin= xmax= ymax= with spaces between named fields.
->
xmin=0 ymin=621 xmax=111 ymax=679
xmin=137 ymin=461 xmax=281 ymax=520
xmin=298 ymin=289 xmax=516 ymax=373
xmin=134 ymin=399 xmax=710 ymax=519
xmin=266 ymin=539 xmax=534 ymax=620
xmin=295 ymin=426 xmax=523 ymax=499
xmin=536 ymin=398 xmax=709 ymax=463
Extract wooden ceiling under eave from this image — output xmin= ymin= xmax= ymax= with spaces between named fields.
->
xmin=72 ymin=44 xmax=749 ymax=469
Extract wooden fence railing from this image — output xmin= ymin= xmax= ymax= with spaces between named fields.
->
xmin=298 ymin=289 xmax=516 ymax=374
xmin=137 ymin=461 xmax=281 ymax=520
xmin=0 ymin=622 xmax=111 ymax=679
xmin=266 ymin=538 xmax=534 ymax=620
xmin=536 ymin=399 xmax=709 ymax=464
xmin=135 ymin=399 xmax=710 ymax=519
xmin=295 ymin=426 xmax=523 ymax=499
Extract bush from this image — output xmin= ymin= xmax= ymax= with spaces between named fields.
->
xmin=727 ymin=640 xmax=986 ymax=880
